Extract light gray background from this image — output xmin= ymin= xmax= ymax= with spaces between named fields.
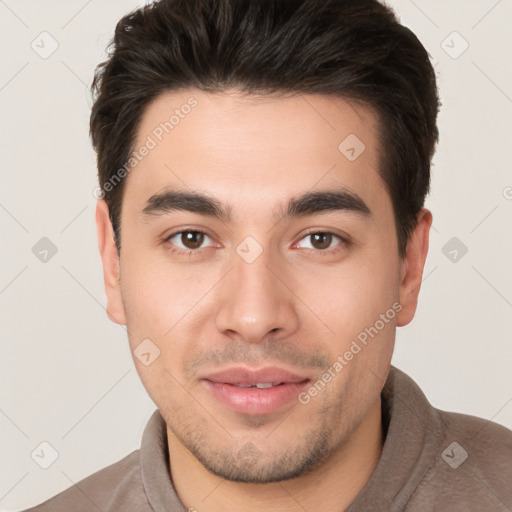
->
xmin=1 ymin=0 xmax=511 ymax=509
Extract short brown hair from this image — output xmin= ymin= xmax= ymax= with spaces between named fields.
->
xmin=90 ymin=0 xmax=440 ymax=257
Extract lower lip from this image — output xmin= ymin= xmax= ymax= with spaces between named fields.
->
xmin=204 ymin=380 xmax=309 ymax=415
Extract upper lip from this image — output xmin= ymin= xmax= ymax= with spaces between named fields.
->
xmin=202 ymin=366 xmax=310 ymax=385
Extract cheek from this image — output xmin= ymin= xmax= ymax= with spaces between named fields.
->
xmin=119 ymin=256 xmax=197 ymax=403
xmin=121 ymin=250 xmax=210 ymax=333
xmin=298 ymin=250 xmax=399 ymax=339
xmin=119 ymin=252 xmax=221 ymax=389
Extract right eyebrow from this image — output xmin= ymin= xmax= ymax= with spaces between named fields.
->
xmin=141 ymin=190 xmax=232 ymax=223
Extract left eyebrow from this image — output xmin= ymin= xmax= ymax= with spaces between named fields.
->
xmin=277 ymin=188 xmax=372 ymax=222
xmin=140 ymin=187 xmax=372 ymax=223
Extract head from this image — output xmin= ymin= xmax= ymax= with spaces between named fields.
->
xmin=92 ymin=0 xmax=438 ymax=484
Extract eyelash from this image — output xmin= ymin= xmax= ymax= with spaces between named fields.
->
xmin=164 ymin=229 xmax=349 ymax=257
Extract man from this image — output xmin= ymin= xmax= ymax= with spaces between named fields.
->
xmin=25 ymin=0 xmax=512 ymax=510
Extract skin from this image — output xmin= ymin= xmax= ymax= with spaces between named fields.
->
xmin=96 ymin=89 xmax=431 ymax=512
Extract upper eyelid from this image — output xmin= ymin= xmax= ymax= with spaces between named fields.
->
xmin=299 ymin=229 xmax=344 ymax=240
xmin=166 ymin=229 xmax=215 ymax=244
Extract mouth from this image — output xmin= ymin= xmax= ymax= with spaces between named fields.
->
xmin=201 ymin=366 xmax=311 ymax=415
xmin=229 ymin=382 xmax=287 ymax=388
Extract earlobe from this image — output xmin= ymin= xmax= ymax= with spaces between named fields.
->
xmin=396 ymin=208 xmax=432 ymax=327
xmin=95 ymin=200 xmax=127 ymax=325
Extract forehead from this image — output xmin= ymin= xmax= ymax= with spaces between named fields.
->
xmin=125 ymin=88 xmax=389 ymax=218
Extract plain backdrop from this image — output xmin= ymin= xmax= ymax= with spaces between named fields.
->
xmin=1 ymin=0 xmax=511 ymax=509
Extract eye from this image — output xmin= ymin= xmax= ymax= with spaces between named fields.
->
xmin=166 ymin=230 xmax=214 ymax=251
xmin=295 ymin=231 xmax=346 ymax=252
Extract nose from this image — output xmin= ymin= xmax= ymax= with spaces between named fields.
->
xmin=214 ymin=248 xmax=300 ymax=344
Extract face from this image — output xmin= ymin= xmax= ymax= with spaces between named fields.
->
xmin=96 ymin=89 xmax=430 ymax=483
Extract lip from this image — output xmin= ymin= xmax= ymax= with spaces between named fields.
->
xmin=202 ymin=366 xmax=310 ymax=415
xmin=204 ymin=366 xmax=309 ymax=385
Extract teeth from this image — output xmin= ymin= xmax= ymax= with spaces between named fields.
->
xmin=256 ymin=382 xmax=274 ymax=389
xmin=233 ymin=382 xmax=283 ymax=388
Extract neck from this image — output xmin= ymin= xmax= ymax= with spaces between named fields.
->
xmin=168 ymin=398 xmax=383 ymax=512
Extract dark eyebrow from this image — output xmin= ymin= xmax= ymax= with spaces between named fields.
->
xmin=277 ymin=188 xmax=371 ymax=222
xmin=140 ymin=187 xmax=371 ymax=223
xmin=141 ymin=190 xmax=232 ymax=222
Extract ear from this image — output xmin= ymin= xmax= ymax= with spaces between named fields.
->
xmin=396 ymin=208 xmax=432 ymax=327
xmin=95 ymin=199 xmax=126 ymax=325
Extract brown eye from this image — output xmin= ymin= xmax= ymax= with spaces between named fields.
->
xmin=167 ymin=230 xmax=212 ymax=252
xmin=310 ymin=233 xmax=333 ymax=250
xmin=296 ymin=232 xmax=345 ymax=252
xmin=180 ymin=231 xmax=205 ymax=249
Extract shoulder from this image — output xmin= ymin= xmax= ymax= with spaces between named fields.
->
xmin=22 ymin=450 xmax=151 ymax=512
xmin=438 ymin=408 xmax=512 ymax=455
xmin=409 ymin=408 xmax=512 ymax=510
xmin=436 ymin=408 xmax=512 ymax=480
